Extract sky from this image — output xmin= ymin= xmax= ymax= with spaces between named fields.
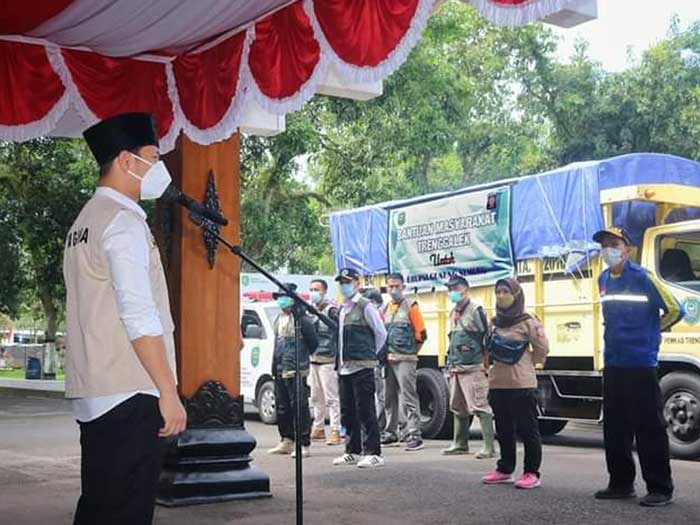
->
xmin=551 ymin=0 xmax=700 ymax=71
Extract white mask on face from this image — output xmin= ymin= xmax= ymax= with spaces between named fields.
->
xmin=601 ymin=247 xmax=624 ymax=267
xmin=127 ymin=153 xmax=171 ymax=200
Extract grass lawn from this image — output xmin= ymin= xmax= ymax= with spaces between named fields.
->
xmin=0 ymin=368 xmax=65 ymax=380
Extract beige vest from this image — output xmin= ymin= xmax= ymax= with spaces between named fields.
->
xmin=63 ymin=193 xmax=176 ymax=398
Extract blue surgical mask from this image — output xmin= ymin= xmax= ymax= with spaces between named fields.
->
xmin=449 ymin=291 xmax=463 ymax=304
xmin=389 ymin=289 xmax=403 ymax=301
xmin=340 ymin=283 xmax=355 ymax=298
xmin=601 ymin=247 xmax=623 ymax=268
xmin=276 ymin=296 xmax=293 ymax=310
xmin=310 ymin=291 xmax=323 ymax=305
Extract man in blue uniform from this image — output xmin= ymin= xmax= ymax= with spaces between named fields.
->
xmin=593 ymin=227 xmax=684 ymax=507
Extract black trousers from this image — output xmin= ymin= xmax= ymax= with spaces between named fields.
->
xmin=603 ymin=366 xmax=673 ymax=495
xmin=489 ymin=388 xmax=542 ymax=476
xmin=339 ymin=368 xmax=381 ymax=456
xmin=74 ymin=394 xmax=165 ymax=525
xmin=275 ymin=375 xmax=311 ymax=447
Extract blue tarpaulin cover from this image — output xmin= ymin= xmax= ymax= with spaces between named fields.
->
xmin=329 ymin=153 xmax=700 ymax=274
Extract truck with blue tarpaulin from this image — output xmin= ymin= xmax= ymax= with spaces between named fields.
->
xmin=329 ymin=153 xmax=700 ymax=459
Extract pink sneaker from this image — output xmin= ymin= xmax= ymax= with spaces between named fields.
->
xmin=515 ymin=473 xmax=541 ymax=489
xmin=482 ymin=471 xmax=514 ymax=485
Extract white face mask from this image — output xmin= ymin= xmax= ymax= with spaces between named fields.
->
xmin=601 ymin=247 xmax=624 ymax=267
xmin=127 ymin=153 xmax=171 ymax=200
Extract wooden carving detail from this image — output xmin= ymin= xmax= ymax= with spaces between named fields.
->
xmin=202 ymin=170 xmax=222 ymax=269
xmin=184 ymin=381 xmax=244 ymax=429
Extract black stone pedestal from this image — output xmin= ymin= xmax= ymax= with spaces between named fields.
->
xmin=156 ymin=381 xmax=271 ymax=506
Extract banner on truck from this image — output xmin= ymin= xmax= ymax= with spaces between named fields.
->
xmin=388 ymin=186 xmax=514 ymax=288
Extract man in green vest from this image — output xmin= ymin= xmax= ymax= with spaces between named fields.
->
xmin=442 ymin=276 xmax=495 ymax=458
xmin=381 ymin=273 xmax=427 ymax=452
xmin=268 ymin=283 xmax=318 ymax=458
xmin=361 ymin=288 xmax=392 ymax=436
xmin=333 ymin=268 xmax=388 ymax=468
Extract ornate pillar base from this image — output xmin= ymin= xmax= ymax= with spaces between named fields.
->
xmin=157 ymin=381 xmax=271 ymax=506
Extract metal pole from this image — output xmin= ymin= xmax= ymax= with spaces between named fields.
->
xmin=189 ymin=213 xmax=311 ymax=524
xmin=293 ymin=307 xmax=304 ymax=525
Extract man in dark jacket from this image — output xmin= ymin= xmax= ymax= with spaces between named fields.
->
xmin=268 ymin=283 xmax=318 ymax=458
xmin=593 ymin=227 xmax=684 ymax=507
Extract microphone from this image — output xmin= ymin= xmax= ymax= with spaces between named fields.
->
xmin=161 ymin=184 xmax=228 ymax=226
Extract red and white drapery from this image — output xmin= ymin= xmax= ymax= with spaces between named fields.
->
xmin=0 ymin=0 xmax=569 ymax=151
xmin=470 ymin=0 xmax=572 ymax=27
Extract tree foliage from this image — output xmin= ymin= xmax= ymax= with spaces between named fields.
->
xmin=0 ymin=139 xmax=96 ymax=336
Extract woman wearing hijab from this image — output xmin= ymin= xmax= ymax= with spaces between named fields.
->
xmin=482 ymin=278 xmax=549 ymax=489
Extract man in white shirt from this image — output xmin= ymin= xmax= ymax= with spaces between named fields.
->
xmin=63 ymin=113 xmax=186 ymax=524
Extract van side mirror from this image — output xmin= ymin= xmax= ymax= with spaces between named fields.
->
xmin=244 ymin=325 xmax=264 ymax=339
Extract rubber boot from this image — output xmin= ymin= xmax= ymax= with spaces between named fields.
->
xmin=441 ymin=415 xmax=471 ymax=455
xmin=475 ymin=412 xmax=496 ymax=459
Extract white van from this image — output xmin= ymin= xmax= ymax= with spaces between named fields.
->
xmin=240 ymin=302 xmax=280 ymax=424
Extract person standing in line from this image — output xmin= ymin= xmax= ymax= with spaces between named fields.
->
xmin=267 ymin=283 xmax=318 ymax=458
xmin=441 ymin=276 xmax=495 ymax=459
xmin=333 ymin=269 xmax=388 ymax=468
xmin=482 ymin=278 xmax=548 ymax=489
xmin=592 ymin=227 xmax=683 ymax=507
xmin=361 ymin=288 xmax=391 ymax=436
xmin=308 ymin=279 xmax=342 ymax=446
xmin=380 ymin=273 xmax=427 ymax=452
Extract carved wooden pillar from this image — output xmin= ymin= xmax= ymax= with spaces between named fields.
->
xmin=155 ymin=134 xmax=270 ymax=506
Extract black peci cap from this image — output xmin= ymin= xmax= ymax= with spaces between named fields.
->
xmin=83 ymin=112 xmax=159 ymax=165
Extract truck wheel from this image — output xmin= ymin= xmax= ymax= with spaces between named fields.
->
xmin=538 ymin=419 xmax=568 ymax=436
xmin=256 ymin=380 xmax=277 ymax=425
xmin=417 ymin=368 xmax=451 ymax=439
xmin=660 ymin=372 xmax=700 ymax=460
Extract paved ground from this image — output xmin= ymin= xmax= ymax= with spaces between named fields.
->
xmin=1 ymin=391 xmax=699 ymax=524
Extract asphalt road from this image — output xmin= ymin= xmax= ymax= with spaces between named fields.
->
xmin=1 ymin=392 xmax=699 ymax=525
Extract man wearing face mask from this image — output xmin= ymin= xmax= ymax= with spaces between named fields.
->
xmin=63 ymin=113 xmax=186 ymax=524
xmin=332 ymin=269 xmax=388 ymax=468
xmin=442 ymin=275 xmax=495 ymax=459
xmin=361 ymin=288 xmax=391 ymax=437
xmin=308 ymin=279 xmax=342 ymax=446
xmin=593 ymin=227 xmax=683 ymax=507
xmin=268 ymin=283 xmax=318 ymax=457
xmin=380 ymin=273 xmax=427 ymax=452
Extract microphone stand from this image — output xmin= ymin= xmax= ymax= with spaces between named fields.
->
xmin=189 ymin=212 xmax=337 ymax=525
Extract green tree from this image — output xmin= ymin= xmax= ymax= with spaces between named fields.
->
xmin=241 ymin=101 xmax=331 ymax=273
xmin=516 ymin=22 xmax=700 ymax=164
xmin=316 ymin=1 xmax=557 ymax=208
xmin=0 ymin=139 xmax=96 ymax=339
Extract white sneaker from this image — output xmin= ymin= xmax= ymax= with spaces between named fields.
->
xmin=357 ymin=455 xmax=385 ymax=468
xmin=291 ymin=447 xmax=311 ymax=458
xmin=332 ymin=453 xmax=359 ymax=466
